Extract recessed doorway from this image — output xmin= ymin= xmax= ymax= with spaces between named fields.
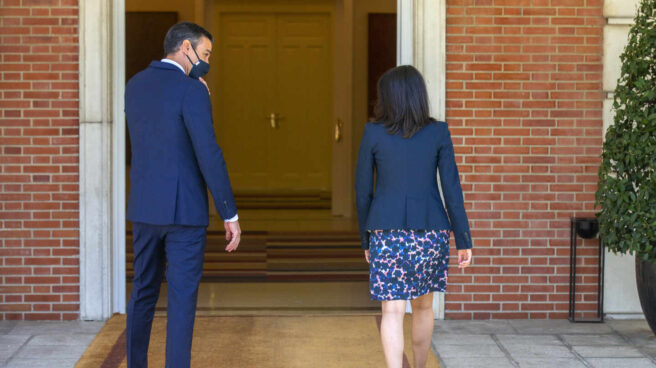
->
xmin=80 ymin=0 xmax=447 ymax=320
xmin=123 ymin=0 xmax=398 ymax=314
xmin=213 ymin=12 xmax=333 ymax=208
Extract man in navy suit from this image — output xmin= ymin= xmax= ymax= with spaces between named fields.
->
xmin=124 ymin=22 xmax=241 ymax=368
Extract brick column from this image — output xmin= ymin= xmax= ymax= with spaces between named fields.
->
xmin=444 ymin=0 xmax=604 ymax=319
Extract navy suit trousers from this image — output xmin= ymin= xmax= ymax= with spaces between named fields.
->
xmin=126 ymin=222 xmax=206 ymax=368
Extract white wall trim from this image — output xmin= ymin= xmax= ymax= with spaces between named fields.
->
xmin=79 ymin=0 xmax=125 ymax=320
xmin=111 ymin=0 xmax=127 ymax=315
xmin=397 ymin=0 xmax=413 ymax=66
xmin=607 ymin=17 xmax=635 ymax=25
xmin=79 ymin=0 xmax=111 ymax=320
xmin=417 ymin=0 xmax=446 ymax=121
xmin=602 ymin=0 xmax=642 ymax=316
xmin=398 ymin=0 xmax=447 ymax=319
xmin=605 ymin=313 xmax=646 ymax=320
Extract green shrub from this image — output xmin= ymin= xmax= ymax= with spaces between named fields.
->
xmin=596 ymin=0 xmax=656 ymax=262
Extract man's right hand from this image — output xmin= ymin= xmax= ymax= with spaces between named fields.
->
xmin=224 ymin=220 xmax=241 ymax=252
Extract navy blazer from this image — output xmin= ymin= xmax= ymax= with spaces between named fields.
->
xmin=355 ymin=121 xmax=473 ymax=250
xmin=125 ymin=61 xmax=237 ymax=226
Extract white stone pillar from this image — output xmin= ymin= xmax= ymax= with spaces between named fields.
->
xmin=79 ymin=0 xmax=125 ymax=320
xmin=413 ymin=0 xmax=446 ymax=121
xmin=397 ymin=0 xmax=414 ymax=66
xmin=602 ymin=0 xmax=643 ymax=318
xmin=111 ymin=0 xmax=127 ymax=316
xmin=398 ymin=0 xmax=447 ymax=319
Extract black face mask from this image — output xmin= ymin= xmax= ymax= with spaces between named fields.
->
xmin=185 ymin=44 xmax=210 ymax=79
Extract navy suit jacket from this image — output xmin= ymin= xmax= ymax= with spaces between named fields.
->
xmin=355 ymin=121 xmax=473 ymax=250
xmin=125 ymin=61 xmax=237 ymax=227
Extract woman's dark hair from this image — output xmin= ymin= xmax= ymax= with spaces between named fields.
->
xmin=373 ymin=65 xmax=434 ymax=138
xmin=163 ymin=22 xmax=213 ymax=56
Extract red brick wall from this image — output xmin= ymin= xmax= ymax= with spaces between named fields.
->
xmin=0 ymin=0 xmax=80 ymax=320
xmin=445 ymin=0 xmax=604 ymax=319
xmin=0 ymin=0 xmax=605 ymax=321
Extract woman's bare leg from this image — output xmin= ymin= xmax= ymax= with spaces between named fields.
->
xmin=410 ymin=293 xmax=434 ymax=368
xmin=380 ymin=300 xmax=406 ymax=368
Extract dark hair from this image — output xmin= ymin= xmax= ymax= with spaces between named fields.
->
xmin=373 ymin=65 xmax=434 ymax=138
xmin=163 ymin=22 xmax=213 ymax=56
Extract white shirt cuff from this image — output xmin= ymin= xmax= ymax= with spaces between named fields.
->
xmin=225 ymin=213 xmax=239 ymax=222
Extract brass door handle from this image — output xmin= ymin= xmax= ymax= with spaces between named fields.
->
xmin=335 ymin=118 xmax=343 ymax=142
xmin=267 ymin=113 xmax=283 ymax=129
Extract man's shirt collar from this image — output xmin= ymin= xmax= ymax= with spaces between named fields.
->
xmin=160 ymin=58 xmax=185 ymax=74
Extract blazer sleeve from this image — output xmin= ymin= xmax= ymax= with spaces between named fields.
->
xmin=355 ymin=123 xmax=375 ymax=250
xmin=437 ymin=123 xmax=473 ymax=250
xmin=182 ymin=81 xmax=238 ymax=221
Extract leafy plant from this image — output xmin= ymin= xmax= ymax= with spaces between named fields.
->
xmin=596 ymin=0 xmax=656 ymax=263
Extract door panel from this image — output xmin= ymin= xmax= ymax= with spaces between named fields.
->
xmin=216 ymin=15 xmax=275 ymax=190
xmin=214 ymin=13 xmax=332 ymax=195
xmin=272 ymin=14 xmax=332 ymax=191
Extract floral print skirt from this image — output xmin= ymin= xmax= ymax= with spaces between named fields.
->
xmin=368 ymin=229 xmax=450 ymax=301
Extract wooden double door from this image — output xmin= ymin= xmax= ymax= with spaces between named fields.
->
xmin=211 ymin=13 xmax=333 ymax=197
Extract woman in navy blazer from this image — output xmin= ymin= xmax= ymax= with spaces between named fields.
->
xmin=355 ymin=65 xmax=473 ymax=368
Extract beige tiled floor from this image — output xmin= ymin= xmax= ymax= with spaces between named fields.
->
xmin=3 ymin=318 xmax=656 ymax=367
xmin=0 ymin=320 xmax=104 ymax=368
